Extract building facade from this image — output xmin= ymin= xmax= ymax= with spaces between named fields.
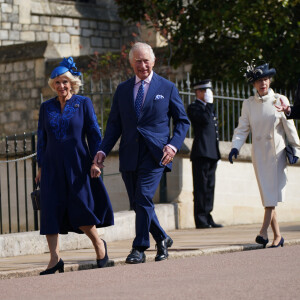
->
xmin=0 ymin=0 xmax=136 ymax=57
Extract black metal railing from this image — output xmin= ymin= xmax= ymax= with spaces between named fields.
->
xmin=0 ymin=132 xmax=38 ymax=234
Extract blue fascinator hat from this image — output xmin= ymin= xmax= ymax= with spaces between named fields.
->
xmin=50 ymin=57 xmax=82 ymax=79
xmin=242 ymin=60 xmax=276 ymax=83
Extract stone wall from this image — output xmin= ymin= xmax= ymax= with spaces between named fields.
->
xmin=0 ymin=41 xmax=53 ymax=136
xmin=0 ymin=0 xmax=136 ymax=57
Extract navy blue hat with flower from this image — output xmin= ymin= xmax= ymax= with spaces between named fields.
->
xmin=243 ymin=61 xmax=276 ymax=83
xmin=50 ymin=57 xmax=81 ymax=79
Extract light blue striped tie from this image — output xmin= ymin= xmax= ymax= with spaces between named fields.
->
xmin=135 ymin=80 xmax=144 ymax=118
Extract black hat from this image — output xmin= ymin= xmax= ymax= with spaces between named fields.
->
xmin=244 ymin=63 xmax=276 ymax=83
xmin=193 ymin=79 xmax=212 ymax=90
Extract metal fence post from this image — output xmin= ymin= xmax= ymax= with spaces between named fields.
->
xmin=5 ymin=136 xmax=12 ymax=233
xmin=31 ymin=133 xmax=39 ymax=231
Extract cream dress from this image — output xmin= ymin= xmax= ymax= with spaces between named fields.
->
xmin=232 ymin=88 xmax=300 ymax=207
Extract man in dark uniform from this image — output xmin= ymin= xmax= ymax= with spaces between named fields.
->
xmin=187 ymin=79 xmax=223 ymax=229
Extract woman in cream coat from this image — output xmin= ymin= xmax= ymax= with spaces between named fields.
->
xmin=228 ymin=63 xmax=300 ymax=248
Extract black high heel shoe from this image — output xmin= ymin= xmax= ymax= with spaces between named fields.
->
xmin=40 ymin=258 xmax=64 ymax=275
xmin=255 ymin=235 xmax=269 ymax=248
xmin=97 ymin=239 xmax=108 ymax=268
xmin=268 ymin=237 xmax=284 ymax=248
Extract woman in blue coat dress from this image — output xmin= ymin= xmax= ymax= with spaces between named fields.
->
xmin=35 ymin=57 xmax=114 ymax=275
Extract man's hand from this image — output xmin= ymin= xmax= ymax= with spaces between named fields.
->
xmin=275 ymin=98 xmax=291 ymax=115
xmin=90 ymin=163 xmax=101 ymax=178
xmin=161 ymin=145 xmax=175 ymax=166
xmin=204 ymin=89 xmax=214 ymax=103
xmin=93 ymin=151 xmax=105 ymax=168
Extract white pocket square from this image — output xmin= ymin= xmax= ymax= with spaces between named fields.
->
xmin=154 ymin=95 xmax=164 ymax=100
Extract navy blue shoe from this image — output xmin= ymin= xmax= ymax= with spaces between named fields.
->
xmin=268 ymin=237 xmax=284 ymax=248
xmin=40 ymin=258 xmax=64 ymax=275
xmin=125 ymin=248 xmax=146 ymax=264
xmin=97 ymin=239 xmax=109 ymax=268
xmin=255 ymin=235 xmax=269 ymax=248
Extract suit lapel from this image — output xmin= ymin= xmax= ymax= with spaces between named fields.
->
xmin=124 ymin=77 xmax=135 ymax=115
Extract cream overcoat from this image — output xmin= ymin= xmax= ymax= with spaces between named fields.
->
xmin=232 ymin=89 xmax=300 ymax=207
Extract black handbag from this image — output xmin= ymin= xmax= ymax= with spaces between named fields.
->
xmin=285 ymin=145 xmax=295 ymax=165
xmin=31 ymin=183 xmax=40 ymax=211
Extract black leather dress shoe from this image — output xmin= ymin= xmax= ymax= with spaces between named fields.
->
xmin=155 ymin=239 xmax=169 ymax=261
xmin=209 ymin=221 xmax=223 ymax=228
xmin=207 ymin=215 xmax=223 ymax=228
xmin=165 ymin=236 xmax=173 ymax=248
xmin=196 ymin=223 xmax=212 ymax=229
xmin=125 ymin=248 xmax=146 ymax=264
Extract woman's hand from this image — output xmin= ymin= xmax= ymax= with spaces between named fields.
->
xmin=35 ymin=168 xmax=41 ymax=185
xmin=275 ymin=98 xmax=291 ymax=115
xmin=90 ymin=163 xmax=101 ymax=178
xmin=228 ymin=148 xmax=239 ymax=164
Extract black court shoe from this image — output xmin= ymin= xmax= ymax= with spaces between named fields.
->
xmin=268 ymin=237 xmax=284 ymax=248
xmin=255 ymin=235 xmax=269 ymax=248
xmin=97 ymin=239 xmax=109 ymax=268
xmin=40 ymin=258 xmax=64 ymax=275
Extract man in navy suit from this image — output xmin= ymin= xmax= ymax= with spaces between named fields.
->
xmin=187 ymin=80 xmax=223 ymax=229
xmin=94 ymin=42 xmax=190 ymax=264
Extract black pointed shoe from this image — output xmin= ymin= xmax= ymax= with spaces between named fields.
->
xmin=255 ymin=235 xmax=269 ymax=248
xmin=125 ymin=248 xmax=146 ymax=264
xmin=40 ymin=258 xmax=64 ymax=275
xmin=268 ymin=237 xmax=284 ymax=248
xmin=97 ymin=239 xmax=109 ymax=268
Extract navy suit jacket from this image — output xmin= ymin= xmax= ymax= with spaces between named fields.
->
xmin=187 ymin=100 xmax=220 ymax=161
xmin=100 ymin=72 xmax=190 ymax=172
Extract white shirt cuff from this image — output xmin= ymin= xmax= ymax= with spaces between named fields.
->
xmin=166 ymin=144 xmax=177 ymax=153
xmin=98 ymin=150 xmax=106 ymax=157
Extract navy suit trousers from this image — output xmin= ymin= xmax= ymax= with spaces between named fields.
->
xmin=121 ymin=137 xmax=167 ymax=250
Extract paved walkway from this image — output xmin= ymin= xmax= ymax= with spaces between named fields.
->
xmin=1 ymin=222 xmax=300 ymax=279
